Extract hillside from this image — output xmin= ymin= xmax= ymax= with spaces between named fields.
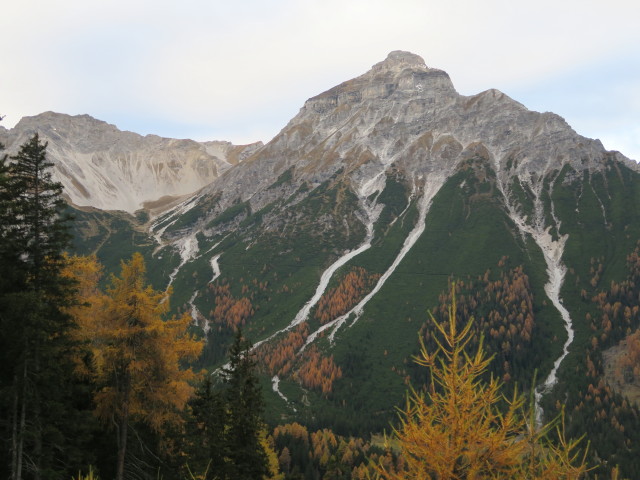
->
xmin=9 ymin=50 xmax=640 ymax=477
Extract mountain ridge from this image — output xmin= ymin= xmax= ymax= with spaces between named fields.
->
xmin=175 ymin=51 xmax=634 ymax=233
xmin=0 ymin=111 xmax=263 ymax=213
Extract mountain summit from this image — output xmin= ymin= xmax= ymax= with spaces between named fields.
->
xmin=372 ymin=50 xmax=428 ymax=71
xmin=194 ymin=51 xmax=632 ymax=221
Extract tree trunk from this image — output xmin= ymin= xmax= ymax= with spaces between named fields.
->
xmin=11 ymin=363 xmax=28 ymax=480
xmin=116 ymin=417 xmax=128 ymax=480
xmin=11 ymin=373 xmax=19 ymax=480
xmin=33 ymin=344 xmax=42 ymax=480
xmin=116 ymin=382 xmax=130 ymax=480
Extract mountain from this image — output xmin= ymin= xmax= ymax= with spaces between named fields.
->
xmin=0 ymin=111 xmax=262 ymax=213
xmin=10 ymin=50 xmax=640 ymax=476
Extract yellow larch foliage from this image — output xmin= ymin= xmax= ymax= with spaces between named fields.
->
xmin=61 ymin=254 xmax=106 ymax=378
xmin=260 ymin=430 xmax=284 ymax=480
xmin=376 ymin=287 xmax=588 ymax=480
xmin=63 ymin=253 xmax=204 ymax=479
xmin=92 ymin=253 xmax=203 ymax=432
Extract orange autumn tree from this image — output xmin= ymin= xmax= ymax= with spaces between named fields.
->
xmin=65 ymin=253 xmax=203 ymax=480
xmin=61 ymin=254 xmax=108 ymax=379
xmin=376 ymin=288 xmax=588 ymax=480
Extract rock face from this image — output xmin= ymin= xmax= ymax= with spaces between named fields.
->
xmin=3 ymin=51 xmax=634 ymax=215
xmin=197 ymin=50 xmax=634 ymax=219
xmin=0 ymin=112 xmax=263 ymax=213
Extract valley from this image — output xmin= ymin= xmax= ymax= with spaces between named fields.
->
xmin=4 ymin=50 xmax=640 ymax=477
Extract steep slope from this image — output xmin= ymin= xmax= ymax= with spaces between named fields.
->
xmin=16 ymin=50 xmax=640 ymax=476
xmin=140 ymin=53 xmax=640 ymax=477
xmin=0 ymin=112 xmax=262 ymax=212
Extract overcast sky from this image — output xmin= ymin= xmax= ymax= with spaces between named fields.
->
xmin=2 ymin=0 xmax=639 ymax=161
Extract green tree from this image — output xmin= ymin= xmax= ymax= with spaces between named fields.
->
xmin=0 ymin=133 xmax=84 ymax=480
xmin=184 ymin=376 xmax=228 ymax=479
xmin=376 ymin=288 xmax=588 ymax=479
xmin=222 ymin=329 xmax=269 ymax=480
xmin=186 ymin=330 xmax=270 ymax=480
xmin=8 ymin=134 xmax=71 ymax=293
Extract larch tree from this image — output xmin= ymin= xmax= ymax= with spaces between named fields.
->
xmin=375 ymin=288 xmax=588 ymax=480
xmin=72 ymin=253 xmax=203 ymax=480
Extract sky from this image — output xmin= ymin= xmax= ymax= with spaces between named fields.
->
xmin=1 ymin=0 xmax=639 ymax=161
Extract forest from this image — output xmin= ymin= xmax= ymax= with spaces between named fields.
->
xmin=0 ymin=133 xmax=607 ymax=479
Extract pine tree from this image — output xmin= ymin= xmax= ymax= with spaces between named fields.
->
xmin=376 ymin=287 xmax=588 ymax=479
xmin=222 ymin=329 xmax=269 ymax=480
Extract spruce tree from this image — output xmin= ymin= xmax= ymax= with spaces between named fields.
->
xmin=0 ymin=134 xmax=81 ymax=480
xmin=186 ymin=330 xmax=269 ymax=480
xmin=0 ymin=121 xmax=18 ymax=480
xmin=222 ymin=329 xmax=269 ymax=480
xmin=184 ymin=377 xmax=228 ymax=479
xmin=8 ymin=134 xmax=71 ymax=292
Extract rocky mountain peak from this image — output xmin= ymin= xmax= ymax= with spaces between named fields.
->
xmin=208 ymin=51 xmax=635 ymax=220
xmin=0 ymin=112 xmax=263 ymax=213
xmin=371 ymin=50 xmax=427 ymax=72
xmin=300 ymin=51 xmax=456 ymax=120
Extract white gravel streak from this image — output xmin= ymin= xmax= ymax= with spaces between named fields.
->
xmin=272 ymin=375 xmax=296 ymax=411
xmin=497 ymin=175 xmax=573 ymax=426
xmin=166 ymin=234 xmax=199 ymax=289
xmin=302 ymin=174 xmax=446 ymax=349
xmin=210 ymin=254 xmax=222 ymax=283
xmin=252 ymin=175 xmax=385 ymax=350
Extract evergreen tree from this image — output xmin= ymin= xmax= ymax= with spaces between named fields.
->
xmin=222 ymin=329 xmax=269 ymax=480
xmin=0 ymin=134 xmax=83 ymax=480
xmin=0 ymin=119 xmax=17 ymax=479
xmin=186 ymin=330 xmax=269 ymax=480
xmin=184 ymin=377 xmax=228 ymax=480
xmin=8 ymin=134 xmax=71 ymax=293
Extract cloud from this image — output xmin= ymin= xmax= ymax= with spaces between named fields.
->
xmin=1 ymin=0 xmax=639 ymax=157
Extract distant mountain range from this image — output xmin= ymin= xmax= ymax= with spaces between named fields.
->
xmin=0 ymin=111 xmax=262 ymax=212
xmin=4 ymin=51 xmax=640 ymax=476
